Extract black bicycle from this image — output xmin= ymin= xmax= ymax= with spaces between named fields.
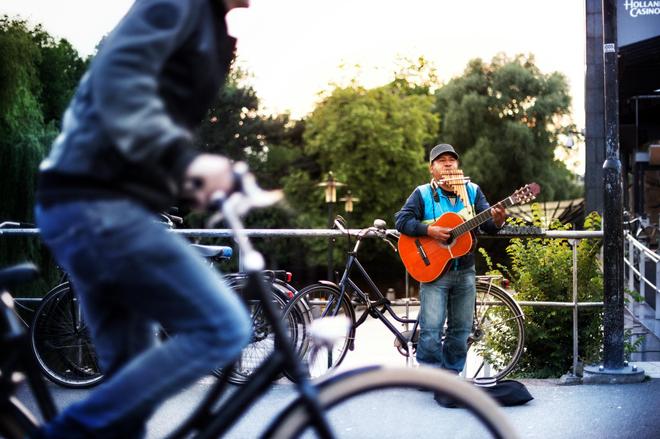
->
xmin=281 ymin=217 xmax=526 ymax=381
xmin=1 ymin=164 xmax=520 ymax=438
xmin=29 ymin=244 xmax=298 ymax=388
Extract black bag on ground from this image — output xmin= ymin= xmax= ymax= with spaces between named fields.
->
xmin=434 ymin=379 xmax=533 ymax=408
xmin=478 ymin=379 xmax=533 ymax=406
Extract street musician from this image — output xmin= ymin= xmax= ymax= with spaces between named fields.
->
xmin=394 ymin=143 xmax=505 ymax=375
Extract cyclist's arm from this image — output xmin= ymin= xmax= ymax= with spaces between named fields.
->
xmin=91 ymin=0 xmax=203 ymax=187
xmin=394 ymin=188 xmax=428 ymax=237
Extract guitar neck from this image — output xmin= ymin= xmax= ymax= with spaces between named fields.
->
xmin=450 ymin=196 xmax=514 ymax=238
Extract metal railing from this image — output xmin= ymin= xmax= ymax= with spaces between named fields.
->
xmin=1 ymin=226 xmax=604 ymax=376
xmin=624 ymin=231 xmax=660 ymax=320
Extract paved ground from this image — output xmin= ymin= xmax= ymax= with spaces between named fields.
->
xmin=638 ymin=361 xmax=660 ymax=377
xmin=14 ymin=310 xmax=660 ymax=438
xmin=18 ymin=368 xmax=660 ymax=438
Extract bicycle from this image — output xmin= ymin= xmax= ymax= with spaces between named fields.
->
xmin=29 ymin=214 xmax=298 ymax=388
xmin=1 ymin=163 xmax=520 ymax=438
xmin=281 ymin=217 xmax=525 ymax=381
xmin=623 ymin=211 xmax=658 ymax=248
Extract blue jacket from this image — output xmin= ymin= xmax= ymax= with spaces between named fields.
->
xmin=394 ymin=181 xmax=500 ymax=270
xmin=38 ymin=0 xmax=234 ymax=211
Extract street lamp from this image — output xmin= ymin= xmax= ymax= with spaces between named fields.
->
xmin=340 ymin=190 xmax=359 ymax=214
xmin=318 ymin=171 xmax=344 ymax=204
xmin=318 ymin=172 xmax=345 ymax=280
xmin=340 ymin=190 xmax=360 ymax=229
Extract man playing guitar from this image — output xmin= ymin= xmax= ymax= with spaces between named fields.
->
xmin=394 ymin=143 xmax=505 ymax=374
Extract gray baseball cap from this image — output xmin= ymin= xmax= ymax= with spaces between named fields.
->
xmin=429 ymin=143 xmax=459 ymax=163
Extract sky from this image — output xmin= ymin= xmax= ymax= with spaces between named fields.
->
xmin=2 ymin=0 xmax=587 ymax=172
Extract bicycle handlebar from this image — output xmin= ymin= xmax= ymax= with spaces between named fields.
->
xmin=333 ymin=217 xmax=398 ymax=252
xmin=0 ymin=221 xmax=35 ymax=229
xmin=207 ymin=162 xmax=283 ymax=271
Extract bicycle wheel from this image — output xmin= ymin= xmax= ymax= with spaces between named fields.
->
xmin=30 ymin=283 xmax=103 ymax=388
xmin=465 ymin=283 xmax=525 ymax=380
xmin=214 ymin=277 xmax=293 ymax=385
xmin=394 ymin=283 xmax=525 ymax=380
xmin=281 ymin=283 xmax=355 ymax=380
xmin=264 ymin=366 xmax=520 ymax=439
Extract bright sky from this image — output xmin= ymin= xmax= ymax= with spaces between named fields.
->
xmin=2 ymin=0 xmax=587 ymax=171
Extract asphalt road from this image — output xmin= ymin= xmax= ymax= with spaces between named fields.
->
xmin=13 ymin=312 xmax=660 ymax=438
xmin=15 ymin=374 xmax=660 ymax=438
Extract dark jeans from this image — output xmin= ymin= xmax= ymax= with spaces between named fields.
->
xmin=35 ymin=199 xmax=251 ymax=438
xmin=416 ymin=266 xmax=476 ymax=373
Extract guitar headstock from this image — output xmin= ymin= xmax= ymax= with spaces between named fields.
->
xmin=511 ymin=183 xmax=540 ymax=205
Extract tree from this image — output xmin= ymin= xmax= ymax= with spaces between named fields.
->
xmin=276 ymin=75 xmax=439 ymax=286
xmin=434 ymin=54 xmax=581 ymax=203
xmin=0 ymin=16 xmax=85 ymax=293
xmin=0 ymin=17 xmax=52 ymax=291
xmin=295 ymin=83 xmax=438 ymax=229
xmin=194 ymin=65 xmax=267 ymax=164
xmin=31 ymin=27 xmax=88 ymax=127
xmin=190 ymin=64 xmax=313 ymax=278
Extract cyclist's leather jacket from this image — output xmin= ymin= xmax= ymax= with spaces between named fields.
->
xmin=394 ymin=181 xmax=500 ymax=272
xmin=37 ymin=0 xmax=235 ymax=211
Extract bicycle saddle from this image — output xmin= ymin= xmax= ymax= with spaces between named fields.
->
xmin=190 ymin=244 xmax=233 ymax=259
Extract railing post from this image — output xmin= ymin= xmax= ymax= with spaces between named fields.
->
xmin=570 ymin=239 xmax=579 ymax=376
xmin=583 ymin=0 xmax=644 ymax=382
xmin=640 ymin=251 xmax=646 ymax=307
xmin=627 ymin=237 xmax=633 ymax=289
xmin=656 ymin=261 xmax=660 ymax=320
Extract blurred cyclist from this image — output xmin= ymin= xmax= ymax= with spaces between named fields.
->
xmin=35 ymin=1 xmax=252 ymax=437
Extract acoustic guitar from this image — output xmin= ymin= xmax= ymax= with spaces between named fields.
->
xmin=398 ymin=183 xmax=540 ymax=282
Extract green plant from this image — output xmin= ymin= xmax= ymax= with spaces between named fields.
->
xmin=624 ymin=287 xmax=644 ymax=305
xmin=623 ymin=327 xmax=645 ymax=361
xmin=481 ymin=206 xmax=603 ymax=377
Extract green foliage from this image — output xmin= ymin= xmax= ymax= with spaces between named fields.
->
xmin=194 ymin=65 xmax=262 ymax=160
xmin=281 ymin=76 xmax=438 ymax=269
xmin=478 ymin=247 xmax=504 ymax=279
xmin=190 ymin=63 xmax=316 ymax=280
xmin=32 ymin=31 xmax=88 ymax=127
xmin=488 ymin=207 xmax=603 ymax=377
xmin=623 ymin=328 xmax=645 ymax=361
xmin=434 ymin=54 xmax=581 ymax=202
xmin=0 ymin=16 xmax=85 ymax=294
xmin=304 ymin=85 xmax=434 ymax=222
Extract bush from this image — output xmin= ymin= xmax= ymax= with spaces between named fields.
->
xmin=481 ymin=207 xmax=603 ymax=377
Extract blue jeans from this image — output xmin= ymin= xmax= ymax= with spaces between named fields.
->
xmin=416 ymin=266 xmax=476 ymax=373
xmin=35 ymin=200 xmax=251 ymax=438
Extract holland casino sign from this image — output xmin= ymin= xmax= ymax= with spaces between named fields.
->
xmin=618 ymin=0 xmax=660 ymax=46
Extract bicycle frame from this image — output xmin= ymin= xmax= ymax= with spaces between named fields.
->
xmin=337 ymin=250 xmax=419 ymax=351
xmin=166 ymin=170 xmax=336 ymax=439
xmin=165 ymin=269 xmax=334 ymax=439
xmin=2 ymin=202 xmax=522 ymax=438
xmin=328 ymin=226 xmax=521 ymax=362
xmin=1 ymin=273 xmax=57 ymax=425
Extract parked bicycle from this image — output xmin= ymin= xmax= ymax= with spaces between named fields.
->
xmin=282 ymin=217 xmax=525 ymax=380
xmin=1 ymin=163 xmax=520 ymax=438
xmin=29 ymin=213 xmax=298 ymax=388
xmin=624 ymin=211 xmax=658 ymax=248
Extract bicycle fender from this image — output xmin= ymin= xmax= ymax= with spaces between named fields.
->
xmin=500 ymin=293 xmax=525 ymax=321
xmin=313 ymin=364 xmax=383 ymax=390
xmin=478 ymin=282 xmax=526 ymax=321
xmin=317 ymin=280 xmax=340 ymax=289
xmin=306 ymin=281 xmax=357 ymax=350
xmin=511 ymin=300 xmax=525 ymax=321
